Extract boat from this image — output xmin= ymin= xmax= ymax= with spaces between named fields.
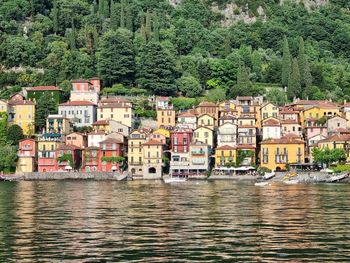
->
xmin=163 ymin=176 xmax=187 ymax=183
xmin=263 ymin=172 xmax=275 ymax=180
xmin=254 ymin=181 xmax=270 ymax=187
xmin=284 ymin=179 xmax=299 ymax=185
xmin=326 ymin=172 xmax=348 ymax=183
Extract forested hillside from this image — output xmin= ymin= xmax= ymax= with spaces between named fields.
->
xmin=1 ymin=0 xmax=350 ymax=103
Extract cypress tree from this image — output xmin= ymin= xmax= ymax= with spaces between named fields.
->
xmin=103 ymin=0 xmax=110 ymax=19
xmin=224 ymin=36 xmax=231 ymax=57
xmin=281 ymin=36 xmax=291 ymax=87
xmin=288 ymin=58 xmax=301 ymax=99
xmin=298 ymin=36 xmax=306 ymax=86
xmin=52 ymin=1 xmax=59 ymax=34
xmin=153 ymin=14 xmax=159 ymax=42
xmin=140 ymin=24 xmax=146 ymax=40
xmin=125 ymin=2 xmax=133 ymax=31
xmin=92 ymin=0 xmax=98 ymax=15
xmin=120 ymin=0 xmax=125 ymax=28
xmin=304 ymin=59 xmax=312 ymax=95
xmin=145 ymin=11 xmax=152 ymax=41
xmin=98 ymin=0 xmax=105 ymax=17
xmin=110 ymin=1 xmax=119 ymax=30
xmin=237 ymin=62 xmax=251 ymax=91
xmin=69 ymin=19 xmax=77 ymax=51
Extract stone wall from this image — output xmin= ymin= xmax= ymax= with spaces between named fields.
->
xmin=9 ymin=172 xmax=129 ymax=181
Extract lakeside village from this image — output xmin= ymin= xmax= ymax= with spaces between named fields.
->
xmin=2 ymin=77 xmax=350 ymax=179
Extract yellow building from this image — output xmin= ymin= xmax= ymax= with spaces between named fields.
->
xmin=303 ymin=105 xmax=341 ymax=126
xmin=215 ymin=145 xmax=236 ymax=167
xmin=8 ymin=100 xmax=35 ymax=135
xmin=97 ymin=103 xmax=133 ymax=128
xmin=316 ymin=134 xmax=350 ymax=162
xmin=142 ymin=139 xmax=165 ymax=178
xmin=92 ymin=120 xmax=110 ymax=132
xmin=197 ymin=114 xmax=215 ymax=130
xmin=38 ymin=138 xmax=62 ymax=158
xmin=0 ymin=99 xmax=8 ymax=113
xmin=193 ymin=126 xmax=214 ymax=148
xmin=46 ymin=114 xmax=73 ymax=135
xmin=260 ymin=135 xmax=305 ymax=171
xmin=261 ymin=102 xmax=278 ymax=121
xmin=153 ymin=127 xmax=171 ymax=138
xmin=157 ymin=108 xmax=176 ymax=128
xmin=128 ymin=129 xmax=149 ymax=177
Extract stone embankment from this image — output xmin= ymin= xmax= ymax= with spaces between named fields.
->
xmin=4 ymin=172 xmax=130 ymax=181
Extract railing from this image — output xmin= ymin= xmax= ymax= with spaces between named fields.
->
xmin=191 ymin=151 xmax=205 ymax=156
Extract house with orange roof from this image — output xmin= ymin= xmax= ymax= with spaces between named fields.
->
xmin=261 ymin=102 xmax=278 ymax=121
xmin=176 ymin=111 xmax=197 ymax=129
xmin=97 ymin=102 xmax=134 ymax=128
xmin=66 ymin=132 xmax=88 ymax=148
xmin=281 ymin=119 xmax=302 ymax=137
xmin=327 ymin=115 xmax=347 ymax=136
xmin=193 ymin=126 xmax=214 ymax=148
xmin=215 ymin=145 xmax=236 ymax=167
xmin=59 ymin=100 xmax=97 ymax=128
xmin=260 ymin=135 xmax=305 ymax=171
xmin=196 ymin=101 xmax=219 ymax=125
xmin=197 ymin=113 xmax=215 ymax=130
xmin=316 ymin=134 xmax=350 ymax=162
xmin=70 ymin=78 xmax=100 ymax=104
xmin=8 ymin=98 xmax=35 ymax=135
xmin=262 ymin=117 xmax=281 ymax=140
xmin=142 ymin=139 xmax=165 ymax=178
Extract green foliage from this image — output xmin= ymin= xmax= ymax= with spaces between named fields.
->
xmin=177 ymin=75 xmax=202 ymax=97
xmin=56 ymin=153 xmax=74 ymax=167
xmin=205 ymin=88 xmax=226 ymax=103
xmin=6 ymin=125 xmax=24 ymax=146
xmin=97 ymin=29 xmax=135 ymax=87
xmin=288 ymin=58 xmax=301 ymax=99
xmin=0 ymin=143 xmax=18 ymax=173
xmin=265 ymin=87 xmax=288 ymax=105
xmin=0 ymin=113 xmax=8 ymax=143
xmin=237 ymin=150 xmax=255 ymax=166
xmin=171 ymin=97 xmax=199 ymax=111
xmin=35 ymin=96 xmax=57 ymax=132
xmin=332 ymin=164 xmax=350 ymax=173
xmin=257 ymin=167 xmax=272 ymax=175
xmin=101 ymin=156 xmax=125 ymax=163
xmin=312 ymin=147 xmax=347 ymax=167
xmin=1 ymin=0 xmax=350 ymax=101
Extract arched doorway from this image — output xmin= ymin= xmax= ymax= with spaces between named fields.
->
xmin=149 ymin=167 xmax=156 ymax=174
xmin=43 ymin=168 xmax=46 ymax=172
xmin=276 ymin=166 xmax=281 ymax=172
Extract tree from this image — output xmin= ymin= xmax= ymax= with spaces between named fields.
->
xmin=304 ymin=59 xmax=313 ymax=94
xmin=237 ymin=62 xmax=251 ymax=91
xmin=145 ymin=10 xmax=151 ymax=41
xmin=120 ymin=0 xmax=125 ymax=28
xmin=0 ymin=143 xmax=18 ymax=173
xmin=288 ymin=58 xmax=301 ymax=99
xmin=35 ymin=96 xmax=57 ymax=133
xmin=177 ymin=75 xmax=202 ymax=97
xmin=6 ymin=125 xmax=24 ymax=146
xmin=265 ymin=88 xmax=288 ymax=105
xmin=205 ymin=88 xmax=226 ymax=103
xmin=281 ymin=36 xmax=291 ymax=87
xmin=52 ymin=0 xmax=59 ymax=33
xmin=136 ymin=41 xmax=177 ymax=96
xmin=97 ymin=29 xmax=135 ymax=86
xmin=0 ymin=113 xmax=8 ymax=143
xmin=312 ymin=148 xmax=346 ymax=167
xmin=298 ymin=36 xmax=306 ymax=87
xmin=153 ymin=14 xmax=160 ymax=42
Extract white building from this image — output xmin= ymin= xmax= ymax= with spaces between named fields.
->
xmin=217 ymin=122 xmax=237 ymax=147
xmin=59 ymin=101 xmax=97 ymax=128
xmin=262 ymin=117 xmax=281 ymax=140
xmin=87 ymin=131 xmax=106 ymax=147
xmin=70 ymin=78 xmax=100 ymax=105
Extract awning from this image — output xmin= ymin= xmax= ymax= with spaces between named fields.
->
xmin=65 ymin=165 xmax=72 ymax=170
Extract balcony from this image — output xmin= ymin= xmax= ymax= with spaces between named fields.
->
xmin=129 ymin=162 xmax=142 ymax=166
xmin=170 ymin=161 xmax=190 ymax=167
xmin=191 ymin=150 xmax=205 ymax=156
xmin=192 ymin=158 xmax=206 ymax=165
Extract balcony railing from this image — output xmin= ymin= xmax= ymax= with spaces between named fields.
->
xmin=191 ymin=150 xmax=205 ymax=156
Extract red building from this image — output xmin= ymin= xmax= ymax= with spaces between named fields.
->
xmin=18 ymin=139 xmax=37 ymax=157
xmin=170 ymin=128 xmax=193 ymax=153
xmin=83 ymin=146 xmax=102 ymax=172
xmin=99 ymin=138 xmax=125 ymax=172
xmin=55 ymin=145 xmax=82 ymax=171
xmin=17 ymin=139 xmax=38 ymax=173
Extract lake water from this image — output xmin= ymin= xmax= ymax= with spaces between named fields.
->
xmin=0 ymin=180 xmax=350 ymax=262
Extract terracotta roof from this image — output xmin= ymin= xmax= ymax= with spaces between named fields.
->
xmin=281 ymin=119 xmax=300 ymax=124
xmin=88 ymin=131 xmax=106 ymax=135
xmin=8 ymin=100 xmax=35 ymax=105
xmin=67 ymin=132 xmax=86 ymax=136
xmin=327 ymin=115 xmax=347 ymax=121
xmin=98 ymin=103 xmax=131 ymax=108
xmin=236 ymin=144 xmax=256 ymax=149
xmin=198 ymin=113 xmax=216 ymax=119
xmin=331 ymin=128 xmax=350 ymax=134
xmin=143 ymin=139 xmax=164 ymax=145
xmin=220 ymin=114 xmax=236 ymax=120
xmin=92 ymin=120 xmax=109 ymax=125
xmin=59 ymin=101 xmax=96 ymax=106
xmin=19 ymin=138 xmax=36 ymax=142
xmin=319 ymin=134 xmax=350 ymax=143
xmin=216 ymin=145 xmax=235 ymax=150
xmin=261 ymin=135 xmax=304 ymax=145
xmin=99 ymin=138 xmax=123 ymax=144
xmin=156 ymin=96 xmax=170 ymax=101
xmin=27 ymin=86 xmax=61 ymax=91
xmin=238 ymin=125 xmax=256 ymax=128
xmin=57 ymin=144 xmax=82 ymax=150
xmin=343 ymin=102 xmax=350 ymax=107
xmin=263 ymin=118 xmax=280 ymax=126
xmin=177 ymin=111 xmax=196 ymax=118
xmin=198 ymin=101 xmax=217 ymax=107
xmin=85 ymin=146 xmax=100 ymax=150
xmin=195 ymin=126 xmax=214 ymax=131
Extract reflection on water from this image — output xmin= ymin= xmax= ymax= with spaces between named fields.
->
xmin=0 ymin=180 xmax=350 ymax=262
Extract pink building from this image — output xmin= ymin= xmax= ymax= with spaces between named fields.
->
xmin=66 ymin=132 xmax=88 ymax=148
xmin=304 ymin=118 xmax=327 ymax=140
xmin=55 ymin=145 xmax=82 ymax=171
xmin=70 ymin=78 xmax=100 ymax=104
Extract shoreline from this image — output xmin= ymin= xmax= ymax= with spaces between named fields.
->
xmin=2 ymin=171 xmax=350 ymax=184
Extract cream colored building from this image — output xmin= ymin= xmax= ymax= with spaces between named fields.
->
xmin=97 ymin=103 xmax=133 ymax=128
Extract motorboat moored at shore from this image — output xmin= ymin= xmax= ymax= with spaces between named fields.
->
xmin=254 ymin=181 xmax=270 ymax=187
xmin=284 ymin=179 xmax=299 ymax=185
xmin=263 ymin=172 xmax=275 ymax=180
xmin=326 ymin=173 xmax=348 ymax=183
xmin=163 ymin=176 xmax=187 ymax=183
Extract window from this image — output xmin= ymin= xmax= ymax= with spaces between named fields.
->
xmin=221 ymin=150 xmax=224 ymax=157
xmin=100 ymin=114 xmax=103 ymax=118
xmin=139 ymin=157 xmax=142 ymax=163
xmin=174 ymin=137 xmax=178 ymax=145
xmin=148 ymin=152 xmax=150 ymax=158
xmin=204 ymin=132 xmax=209 ymax=138
xmin=174 ymin=146 xmax=178 ymax=152
xmin=18 ymin=114 xmax=22 ymax=119
xmin=292 ymin=126 xmax=295 ymax=131
xmin=118 ymin=128 xmax=123 ymax=133
xmin=168 ymin=118 xmax=171 ymax=123
xmin=184 ymin=146 xmax=187 ymax=153
xmin=337 ymin=122 xmax=340 ymax=127
xmin=28 ymin=114 xmax=31 ymax=119
xmin=183 ymin=138 xmax=187 ymax=144
xmin=111 ymin=114 xmax=114 ymax=118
